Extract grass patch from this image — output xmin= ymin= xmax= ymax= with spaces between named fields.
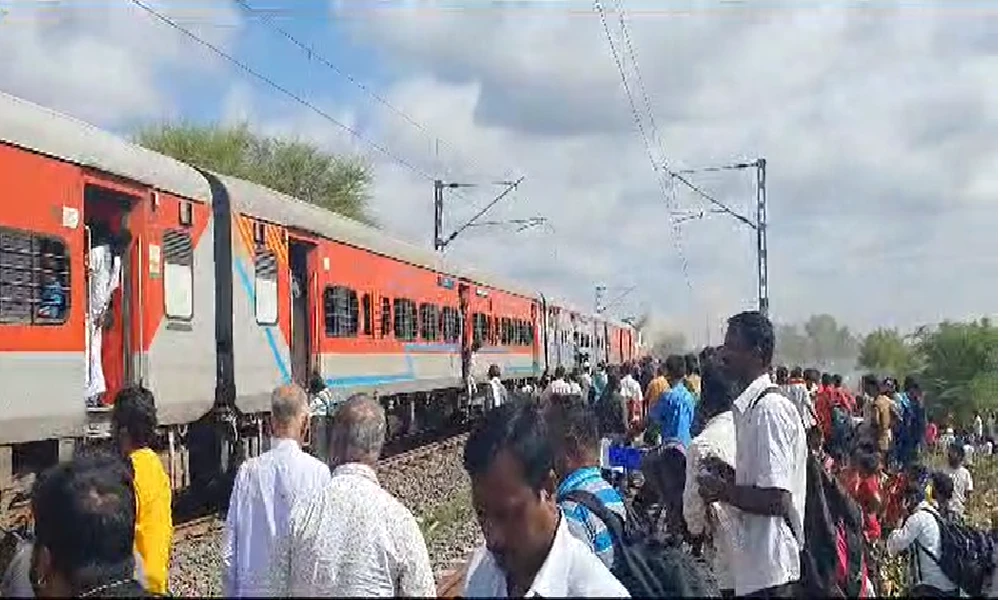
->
xmin=419 ymin=492 xmax=476 ymax=546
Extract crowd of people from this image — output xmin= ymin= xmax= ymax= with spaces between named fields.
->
xmin=3 ymin=311 xmax=996 ymax=598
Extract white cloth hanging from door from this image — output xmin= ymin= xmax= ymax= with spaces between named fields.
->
xmin=86 ymin=244 xmax=121 ymax=402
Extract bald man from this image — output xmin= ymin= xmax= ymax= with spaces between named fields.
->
xmin=267 ymin=394 xmax=436 ymax=597
xmin=222 ymin=384 xmax=331 ymax=597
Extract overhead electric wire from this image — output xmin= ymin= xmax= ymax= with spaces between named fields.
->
xmin=130 ymin=0 xmax=435 ymax=182
xmin=231 ymin=0 xmax=493 ymax=183
xmin=595 ymin=0 xmax=693 ymax=293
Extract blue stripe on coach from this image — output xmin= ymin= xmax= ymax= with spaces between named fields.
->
xmin=233 ymin=257 xmax=291 ymax=384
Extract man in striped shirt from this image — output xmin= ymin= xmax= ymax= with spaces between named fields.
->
xmin=545 ymin=395 xmax=627 ymax=568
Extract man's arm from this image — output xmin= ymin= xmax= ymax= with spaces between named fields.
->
xmin=886 ymin=510 xmax=927 ymax=556
xmin=683 ymin=442 xmax=708 ymax=537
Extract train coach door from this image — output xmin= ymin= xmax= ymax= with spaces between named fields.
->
xmin=83 ymin=183 xmax=143 ymax=409
xmin=458 ymin=283 xmax=470 ymax=383
xmin=288 ymin=239 xmax=314 ymax=388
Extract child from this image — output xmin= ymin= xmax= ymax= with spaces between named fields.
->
xmin=943 ymin=443 xmax=973 ymax=518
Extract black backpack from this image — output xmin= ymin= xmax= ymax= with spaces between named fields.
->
xmin=560 ymin=489 xmax=719 ymax=598
xmin=917 ymin=508 xmax=997 ymax=596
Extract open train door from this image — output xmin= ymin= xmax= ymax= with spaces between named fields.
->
xmin=458 ymin=283 xmax=471 ymax=411
xmin=287 ymin=236 xmax=315 ymax=388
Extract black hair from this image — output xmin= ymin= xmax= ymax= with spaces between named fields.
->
xmin=821 ymin=373 xmax=832 ymax=386
xmin=931 ymin=471 xmax=954 ymax=502
xmin=308 ymin=372 xmax=327 ymax=395
xmin=698 ymin=346 xmax=717 ymax=365
xmin=32 ymin=450 xmax=137 ymax=590
xmin=804 ymin=368 xmax=819 ymax=384
xmin=904 ymin=375 xmax=920 ymax=393
xmin=553 ymin=365 xmax=567 ymax=380
xmin=856 ymin=450 xmax=879 ymax=476
xmin=488 ymin=364 xmax=502 ymax=379
xmin=110 ymin=386 xmax=158 ymax=449
xmin=699 ymin=356 xmax=738 ymax=421
xmin=544 ymin=396 xmax=600 ymax=460
xmin=463 ymin=401 xmax=553 ymax=491
xmin=775 ymin=365 xmax=789 ymax=384
xmin=684 ymin=353 xmax=699 ymax=376
xmin=726 ymin=311 xmax=774 ymax=366
xmin=790 ymin=366 xmax=803 ymax=379
xmin=665 ymin=354 xmax=686 ymax=379
xmin=948 ymin=442 xmax=966 ymax=461
xmin=832 ymin=374 xmax=843 ymax=387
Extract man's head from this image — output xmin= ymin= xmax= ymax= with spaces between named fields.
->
xmin=832 ymin=374 xmax=843 ymax=388
xmin=699 ymin=356 xmax=738 ymax=423
xmin=544 ymin=396 xmax=600 ymax=481
xmin=947 ymin=443 xmax=965 ymax=468
xmin=488 ymin=364 xmax=502 ymax=380
xmin=110 ymin=386 xmax=158 ymax=455
xmin=553 ymin=365 xmax=567 ymax=381
xmin=790 ymin=366 xmax=803 ymax=380
xmin=820 ymin=373 xmax=832 ymax=387
xmin=308 ymin=371 xmax=327 ymax=396
xmin=270 ymin=384 xmax=310 ymax=444
xmin=722 ymin=311 xmax=774 ymax=385
xmin=463 ymin=402 xmax=559 ymax=577
xmin=774 ymin=365 xmax=789 ymax=385
xmin=904 ymin=375 xmax=921 ymax=399
xmin=30 ymin=451 xmax=136 ymax=598
xmin=931 ymin=471 xmax=954 ymax=506
xmin=684 ymin=353 xmax=699 ymax=377
xmin=329 ymin=393 xmax=386 ymax=467
xmin=664 ymin=354 xmax=686 ymax=382
xmin=804 ymin=368 xmax=819 ymax=385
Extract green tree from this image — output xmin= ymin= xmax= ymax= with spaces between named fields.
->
xmin=134 ymin=122 xmax=374 ymax=224
xmin=916 ymin=318 xmax=998 ymax=425
xmin=803 ymin=313 xmax=857 ymax=367
xmin=775 ymin=323 xmax=809 ymax=366
xmin=857 ymin=327 xmax=920 ymax=378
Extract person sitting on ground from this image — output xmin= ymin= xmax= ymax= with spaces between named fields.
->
xmin=544 ymin=396 xmax=626 ymax=569
xmin=111 ymin=387 xmax=172 ymax=595
xmin=942 ymin=443 xmax=973 ymax=518
xmin=682 ymin=355 xmax=739 ymax=597
xmin=223 ymin=384 xmax=331 ymax=597
xmin=28 ymin=451 xmax=155 ymax=598
xmin=886 ymin=480 xmax=959 ymax=596
xmin=267 ymin=393 xmax=435 ymax=596
xmin=462 ymin=402 xmax=628 ymax=597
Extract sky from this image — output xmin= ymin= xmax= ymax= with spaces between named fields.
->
xmin=1 ymin=0 xmax=996 ymax=346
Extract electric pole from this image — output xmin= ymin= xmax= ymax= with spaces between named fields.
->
xmin=433 ymin=177 xmax=525 ymax=252
xmin=667 ymin=158 xmax=769 ymax=319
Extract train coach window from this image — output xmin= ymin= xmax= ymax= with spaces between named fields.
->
xmin=0 ymin=228 xmax=70 ymax=325
xmin=324 ymin=286 xmax=359 ymax=338
xmin=163 ymin=229 xmax=194 ymax=321
xmin=419 ymin=303 xmax=440 ymax=341
xmin=253 ymin=250 xmax=278 ymax=326
xmin=393 ymin=298 xmax=417 ymax=341
xmin=472 ymin=313 xmax=489 ymax=346
xmin=441 ymin=306 xmax=461 ymax=343
xmin=379 ymin=297 xmax=391 ymax=338
xmin=500 ymin=317 xmax=512 ymax=345
xmin=361 ymin=293 xmax=373 ymax=336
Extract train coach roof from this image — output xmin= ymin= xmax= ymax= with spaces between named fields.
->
xmin=0 ymin=92 xmax=211 ymax=203
xmin=214 ymin=172 xmax=538 ymax=298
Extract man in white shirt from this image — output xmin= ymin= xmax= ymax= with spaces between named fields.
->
xmin=485 ymin=364 xmax=508 ymax=411
xmin=698 ymin=311 xmax=807 ymax=598
xmin=944 ymin=443 xmax=974 ymax=516
xmin=267 ymin=393 xmax=435 ymax=597
xmin=462 ymin=402 xmax=629 ymax=598
xmin=222 ymin=384 xmax=330 ymax=597
xmin=85 ymin=233 xmax=123 ymax=407
xmin=682 ymin=356 xmax=739 ymax=596
xmin=541 ymin=365 xmax=574 ymax=402
xmin=886 ymin=482 xmax=958 ymax=595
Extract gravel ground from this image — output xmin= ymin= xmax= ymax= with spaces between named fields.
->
xmin=169 ymin=438 xmax=479 ymax=596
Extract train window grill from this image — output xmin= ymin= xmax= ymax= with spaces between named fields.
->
xmin=441 ymin=306 xmax=461 ymax=343
xmin=379 ymin=297 xmax=391 ymax=338
xmin=472 ymin=313 xmax=489 ymax=346
xmin=0 ymin=228 xmax=70 ymax=325
xmin=500 ymin=317 xmax=512 ymax=345
xmin=393 ymin=298 xmax=417 ymax=341
xmin=419 ymin=303 xmax=440 ymax=341
xmin=324 ymin=286 xmax=358 ymax=338
xmin=253 ymin=250 xmax=278 ymax=326
xmin=163 ymin=229 xmax=194 ymax=320
xmin=361 ymin=293 xmax=373 ymax=336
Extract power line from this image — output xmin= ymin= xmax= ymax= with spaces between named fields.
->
xmin=594 ymin=0 xmax=693 ymax=293
xmin=130 ymin=0 xmax=435 ymax=182
xmin=232 ymin=0 xmax=490 ymax=182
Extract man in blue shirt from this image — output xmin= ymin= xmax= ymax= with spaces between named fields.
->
xmin=648 ymin=354 xmax=695 ymax=539
xmin=545 ymin=395 xmax=627 ymax=568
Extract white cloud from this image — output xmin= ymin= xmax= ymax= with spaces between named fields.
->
xmin=0 ymin=0 xmax=242 ymax=124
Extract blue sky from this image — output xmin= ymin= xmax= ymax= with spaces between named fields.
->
xmin=1 ymin=0 xmax=996 ymax=345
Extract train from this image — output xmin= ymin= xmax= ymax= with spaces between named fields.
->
xmin=0 ymin=91 xmax=638 ymax=494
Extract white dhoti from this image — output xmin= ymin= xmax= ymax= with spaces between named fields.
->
xmin=85 ymin=245 xmax=120 ymax=404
